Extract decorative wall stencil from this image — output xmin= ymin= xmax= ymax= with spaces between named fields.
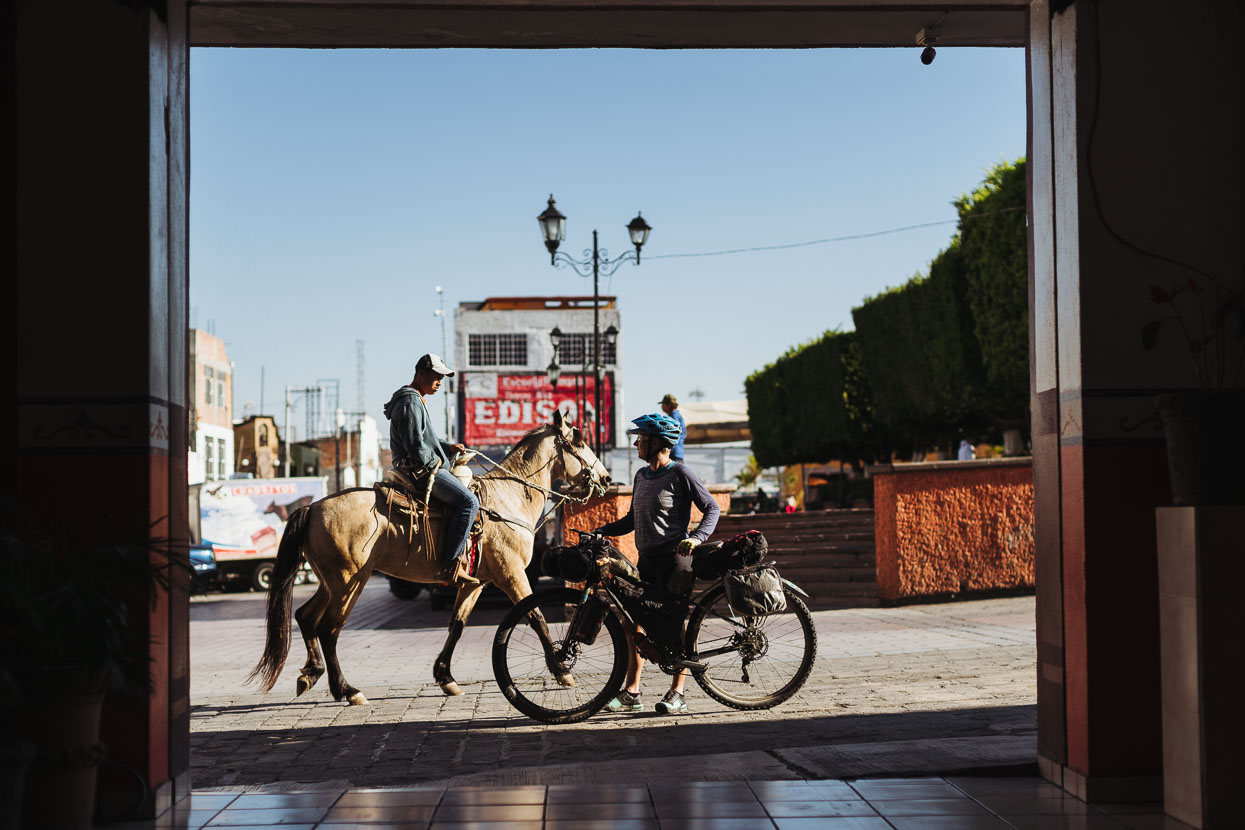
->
xmin=19 ymin=398 xmax=173 ymax=454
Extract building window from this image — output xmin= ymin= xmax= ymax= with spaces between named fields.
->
xmin=216 ymin=438 xmax=227 ymax=480
xmin=556 ymin=333 xmax=617 ymax=367
xmin=468 ymin=333 xmax=528 ymax=366
xmin=204 ymin=367 xmax=215 ymax=405
xmin=259 ymin=424 xmax=269 ymax=447
xmin=217 ymin=373 xmax=227 ymax=410
xmin=204 ymin=438 xmax=216 ymax=481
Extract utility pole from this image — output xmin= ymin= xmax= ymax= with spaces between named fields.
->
xmin=356 ymin=340 xmax=366 ymax=413
xmin=283 ymin=385 xmax=322 ymax=477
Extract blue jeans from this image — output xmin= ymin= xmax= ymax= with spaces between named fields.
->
xmin=430 ymin=468 xmax=479 ymax=563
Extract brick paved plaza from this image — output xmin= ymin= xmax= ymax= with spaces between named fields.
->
xmin=190 ymin=581 xmax=1038 ymax=790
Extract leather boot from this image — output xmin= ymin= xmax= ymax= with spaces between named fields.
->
xmin=439 ymin=557 xmax=480 ymax=586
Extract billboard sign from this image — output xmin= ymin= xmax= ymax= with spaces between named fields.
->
xmin=463 ymin=372 xmax=615 ymax=449
xmin=200 ymin=477 xmax=327 ymax=562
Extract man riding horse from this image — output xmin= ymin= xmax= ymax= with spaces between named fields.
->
xmin=383 ymin=353 xmax=479 ymax=586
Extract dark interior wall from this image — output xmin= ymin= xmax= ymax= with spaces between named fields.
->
xmin=1030 ymin=0 xmax=1244 ymax=798
xmin=14 ymin=0 xmax=191 ymax=812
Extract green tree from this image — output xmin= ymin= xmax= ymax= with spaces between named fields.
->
xmin=745 ymin=330 xmax=880 ymax=468
xmin=734 ymin=455 xmax=763 ymax=488
xmin=851 ymin=241 xmax=986 ymax=448
xmin=956 ymin=158 xmax=1029 ymax=423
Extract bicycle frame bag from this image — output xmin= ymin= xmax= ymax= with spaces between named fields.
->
xmin=724 ymin=564 xmax=787 ymax=616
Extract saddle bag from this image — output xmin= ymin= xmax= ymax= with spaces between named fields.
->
xmin=724 ymin=563 xmax=787 ymax=617
xmin=693 ymin=530 xmax=768 ymax=580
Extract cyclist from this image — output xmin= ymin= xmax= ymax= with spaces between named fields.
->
xmin=593 ymin=412 xmax=720 ymax=715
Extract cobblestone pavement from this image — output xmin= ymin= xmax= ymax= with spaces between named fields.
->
xmin=190 ymin=581 xmax=1037 ymax=790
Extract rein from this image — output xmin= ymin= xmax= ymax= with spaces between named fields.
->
xmin=471 ymin=433 xmax=608 ymax=533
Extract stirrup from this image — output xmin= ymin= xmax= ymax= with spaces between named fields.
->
xmin=439 ymin=557 xmax=479 ymax=586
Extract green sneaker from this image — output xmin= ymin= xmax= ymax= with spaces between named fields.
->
xmin=605 ymin=690 xmax=643 ymax=712
xmin=655 ymin=690 xmax=687 ymax=714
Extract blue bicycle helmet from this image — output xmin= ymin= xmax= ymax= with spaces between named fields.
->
xmin=628 ymin=413 xmax=684 ymax=446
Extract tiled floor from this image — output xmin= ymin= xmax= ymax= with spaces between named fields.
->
xmin=109 ymin=777 xmax=1193 ymax=830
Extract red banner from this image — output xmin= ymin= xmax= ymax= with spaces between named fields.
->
xmin=463 ymin=372 xmax=614 ymax=448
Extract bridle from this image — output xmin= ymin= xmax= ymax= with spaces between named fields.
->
xmin=553 ymin=431 xmax=609 ymax=500
xmin=470 ymin=428 xmax=609 ymax=533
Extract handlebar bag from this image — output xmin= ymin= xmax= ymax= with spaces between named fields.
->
xmin=540 ymin=545 xmax=593 ymax=582
xmin=724 ymin=564 xmax=787 ymax=617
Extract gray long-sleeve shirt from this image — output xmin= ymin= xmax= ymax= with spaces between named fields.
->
xmin=597 ymin=462 xmax=720 ymax=558
xmin=383 ymin=386 xmax=456 ymax=471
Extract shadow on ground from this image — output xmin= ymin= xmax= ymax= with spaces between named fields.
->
xmin=191 ymin=703 xmax=1036 ymax=788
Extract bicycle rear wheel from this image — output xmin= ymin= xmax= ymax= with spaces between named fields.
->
xmin=686 ymin=582 xmax=817 ymax=710
xmin=492 ymin=587 xmax=628 ymax=724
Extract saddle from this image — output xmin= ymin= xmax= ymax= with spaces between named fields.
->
xmin=374 ymin=461 xmax=484 ymax=570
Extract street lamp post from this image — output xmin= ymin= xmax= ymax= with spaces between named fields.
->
xmin=433 ymin=285 xmax=452 ymax=439
xmin=537 ymin=195 xmax=650 ymax=454
xmin=334 ymin=408 xmax=345 ymax=492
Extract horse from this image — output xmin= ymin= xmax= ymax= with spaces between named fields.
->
xmin=248 ymin=411 xmax=611 ymax=704
xmin=264 ymin=495 xmax=313 ymax=521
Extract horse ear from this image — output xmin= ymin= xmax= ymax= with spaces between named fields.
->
xmin=571 ymin=427 xmax=584 ymax=444
xmin=552 ymin=409 xmax=566 ymax=430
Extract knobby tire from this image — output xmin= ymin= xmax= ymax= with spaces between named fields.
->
xmin=686 ymin=582 xmax=817 ymax=710
xmin=492 ymin=587 xmax=628 ymax=724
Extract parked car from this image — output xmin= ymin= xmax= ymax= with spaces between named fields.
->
xmin=190 ymin=543 xmax=219 ymax=594
xmin=386 ymin=574 xmax=424 ymax=600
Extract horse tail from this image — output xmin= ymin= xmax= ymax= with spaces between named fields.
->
xmin=247 ymin=504 xmax=311 ymax=691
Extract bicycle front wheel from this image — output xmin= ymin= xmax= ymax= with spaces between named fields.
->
xmin=492 ymin=588 xmax=628 ymax=724
xmin=686 ymin=582 xmax=817 ymax=710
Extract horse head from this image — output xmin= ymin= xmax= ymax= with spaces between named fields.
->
xmin=551 ymin=410 xmax=612 ymax=498
xmin=264 ymin=501 xmax=278 ymax=514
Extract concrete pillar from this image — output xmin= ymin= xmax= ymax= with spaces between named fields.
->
xmin=13 ymin=0 xmax=190 ymax=817
xmin=1028 ymin=0 xmax=1243 ymax=802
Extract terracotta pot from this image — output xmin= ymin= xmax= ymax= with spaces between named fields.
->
xmin=1157 ymin=390 xmax=1245 ymax=506
xmin=19 ymin=694 xmax=105 ymax=830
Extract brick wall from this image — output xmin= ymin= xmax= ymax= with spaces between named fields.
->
xmin=561 ymin=484 xmax=735 ymax=563
xmin=872 ymin=458 xmax=1034 ymax=601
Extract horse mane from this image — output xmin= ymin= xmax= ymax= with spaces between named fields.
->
xmin=480 ymin=423 xmax=560 ymax=479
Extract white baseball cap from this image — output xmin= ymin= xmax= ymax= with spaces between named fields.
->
xmin=417 ymin=353 xmax=455 ymax=377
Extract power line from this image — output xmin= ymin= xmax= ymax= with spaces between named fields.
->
xmin=646 ymin=206 xmax=1024 ymax=261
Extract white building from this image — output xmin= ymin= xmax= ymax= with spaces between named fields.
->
xmin=454 ymin=296 xmax=625 ymax=470
xmin=188 ymin=329 xmax=235 ymax=485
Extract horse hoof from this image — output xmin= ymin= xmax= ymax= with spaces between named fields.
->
xmin=346 ymin=691 xmax=369 ymax=706
xmin=556 ymin=673 xmax=575 ymax=688
xmin=296 ymin=675 xmax=316 ymax=696
xmin=441 ymin=682 xmax=463 ymax=696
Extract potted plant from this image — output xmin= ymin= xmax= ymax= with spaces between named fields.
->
xmin=0 ymin=497 xmax=178 ymax=830
xmin=1143 ymin=269 xmax=1245 ymax=505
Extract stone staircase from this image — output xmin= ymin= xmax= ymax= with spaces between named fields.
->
xmin=705 ymin=509 xmax=879 ymax=609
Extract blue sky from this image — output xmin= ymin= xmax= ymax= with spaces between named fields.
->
xmin=190 ymin=47 xmax=1025 ymax=443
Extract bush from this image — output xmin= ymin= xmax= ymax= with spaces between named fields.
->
xmin=746 ymin=330 xmax=883 ymax=467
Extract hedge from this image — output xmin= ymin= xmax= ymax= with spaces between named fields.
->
xmin=746 ymin=158 xmax=1029 ymax=465
xmin=850 ymin=241 xmax=986 ymax=443
xmin=745 ymin=330 xmax=873 ymax=468
xmin=957 ymin=158 xmax=1029 ymax=421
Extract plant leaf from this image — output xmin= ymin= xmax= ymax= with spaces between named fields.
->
xmin=1149 ymin=285 xmax=1170 ymax=304
xmin=1141 ymin=319 xmax=1161 ymax=350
